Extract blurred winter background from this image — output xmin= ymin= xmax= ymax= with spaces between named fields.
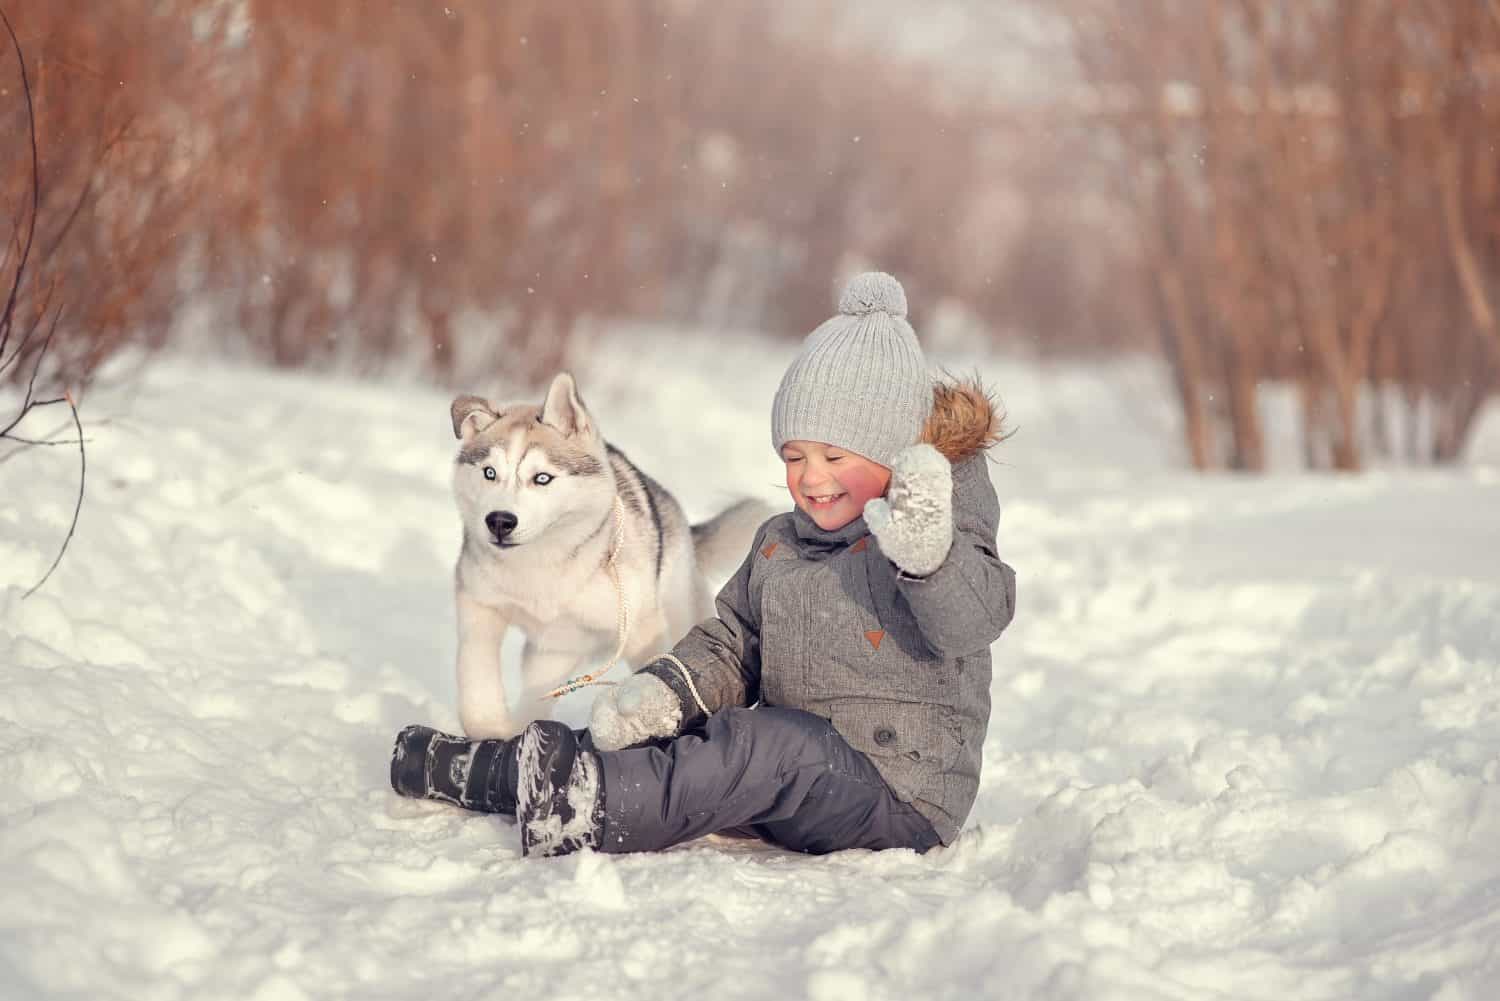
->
xmin=8 ymin=0 xmax=1498 ymax=469
xmin=3 ymin=3 xmax=1499 ymax=1000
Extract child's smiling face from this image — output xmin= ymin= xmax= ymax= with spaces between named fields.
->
xmin=780 ymin=440 xmax=892 ymax=531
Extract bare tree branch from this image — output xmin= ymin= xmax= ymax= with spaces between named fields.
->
xmin=0 ymin=276 xmax=60 ymax=380
xmin=1 ymin=4 xmax=88 ymax=599
xmin=22 ymin=390 xmax=85 ymax=599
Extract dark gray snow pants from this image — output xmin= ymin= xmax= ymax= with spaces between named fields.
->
xmin=583 ymin=706 xmax=942 ymax=855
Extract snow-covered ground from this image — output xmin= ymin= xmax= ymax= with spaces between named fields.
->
xmin=3 ymin=331 xmax=1499 ymax=1001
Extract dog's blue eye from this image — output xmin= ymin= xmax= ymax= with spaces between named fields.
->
xmin=533 ymin=472 xmax=553 ymax=486
xmin=483 ymin=466 xmax=497 ymax=481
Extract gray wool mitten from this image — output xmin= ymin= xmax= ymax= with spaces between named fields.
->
xmin=588 ymin=671 xmax=683 ymax=751
xmin=863 ymin=443 xmax=954 ymax=578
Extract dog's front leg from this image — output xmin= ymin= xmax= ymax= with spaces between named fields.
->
xmin=455 ymin=592 xmax=520 ymax=739
xmin=515 ymin=641 xmax=591 ymax=724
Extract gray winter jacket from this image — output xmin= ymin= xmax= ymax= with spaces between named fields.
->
xmin=658 ymin=383 xmax=1018 ymax=843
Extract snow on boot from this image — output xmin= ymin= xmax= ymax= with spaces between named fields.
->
xmin=390 ymin=724 xmax=518 ymax=814
xmin=514 ymin=720 xmax=601 ymax=858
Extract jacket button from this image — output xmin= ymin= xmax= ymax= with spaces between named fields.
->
xmin=873 ymin=727 xmax=896 ymax=746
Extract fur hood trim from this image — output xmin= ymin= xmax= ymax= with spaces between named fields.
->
xmin=921 ymin=377 xmax=1009 ymax=463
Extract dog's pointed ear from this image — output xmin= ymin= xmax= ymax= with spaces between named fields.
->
xmin=451 ymin=395 xmax=498 ymax=440
xmin=539 ymin=371 xmax=594 ymax=438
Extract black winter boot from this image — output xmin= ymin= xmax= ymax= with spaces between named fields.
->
xmin=515 ymin=720 xmax=602 ymax=858
xmin=390 ymin=724 xmax=519 ymax=814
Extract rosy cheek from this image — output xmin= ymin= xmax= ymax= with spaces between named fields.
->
xmin=840 ymin=467 xmax=889 ymax=508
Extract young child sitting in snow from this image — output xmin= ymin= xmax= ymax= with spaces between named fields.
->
xmin=391 ymin=271 xmax=1017 ymax=857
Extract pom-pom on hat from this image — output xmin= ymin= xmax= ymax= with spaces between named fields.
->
xmin=771 ymin=271 xmax=930 ymax=467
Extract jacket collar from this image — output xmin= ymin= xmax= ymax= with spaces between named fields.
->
xmin=791 ymin=507 xmax=868 ymax=551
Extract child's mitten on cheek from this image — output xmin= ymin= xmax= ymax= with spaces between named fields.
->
xmin=863 ymin=443 xmax=954 ymax=578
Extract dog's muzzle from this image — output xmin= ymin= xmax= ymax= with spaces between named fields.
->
xmin=486 ymin=510 xmax=519 ymax=546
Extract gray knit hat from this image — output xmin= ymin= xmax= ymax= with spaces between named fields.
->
xmin=771 ymin=272 xmax=930 ymax=467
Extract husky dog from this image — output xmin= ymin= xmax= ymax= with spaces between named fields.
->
xmin=449 ymin=371 xmax=771 ymax=739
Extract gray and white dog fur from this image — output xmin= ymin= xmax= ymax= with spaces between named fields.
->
xmin=449 ymin=371 xmax=771 ymax=739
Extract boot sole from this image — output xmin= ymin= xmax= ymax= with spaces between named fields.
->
xmin=391 ymin=724 xmax=439 ymax=799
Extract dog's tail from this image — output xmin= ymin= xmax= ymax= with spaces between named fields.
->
xmin=691 ymin=498 xmax=779 ymax=585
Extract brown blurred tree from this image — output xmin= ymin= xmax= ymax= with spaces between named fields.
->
xmin=4 ymin=0 xmax=1009 ymax=390
xmin=1048 ymin=0 xmax=1500 ymax=469
xmin=11 ymin=0 xmax=1496 ymax=471
xmin=1 ymin=1 xmax=212 ymax=387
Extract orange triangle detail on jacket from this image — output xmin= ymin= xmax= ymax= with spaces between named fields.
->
xmin=850 ymin=537 xmax=869 ymax=554
xmin=865 ymin=629 xmax=885 ymax=651
xmin=761 ymin=542 xmax=778 ymax=558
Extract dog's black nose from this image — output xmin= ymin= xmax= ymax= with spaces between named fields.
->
xmin=485 ymin=510 xmax=518 ymax=542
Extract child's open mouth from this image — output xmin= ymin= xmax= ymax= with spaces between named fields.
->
xmin=806 ymin=492 xmax=845 ymax=508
